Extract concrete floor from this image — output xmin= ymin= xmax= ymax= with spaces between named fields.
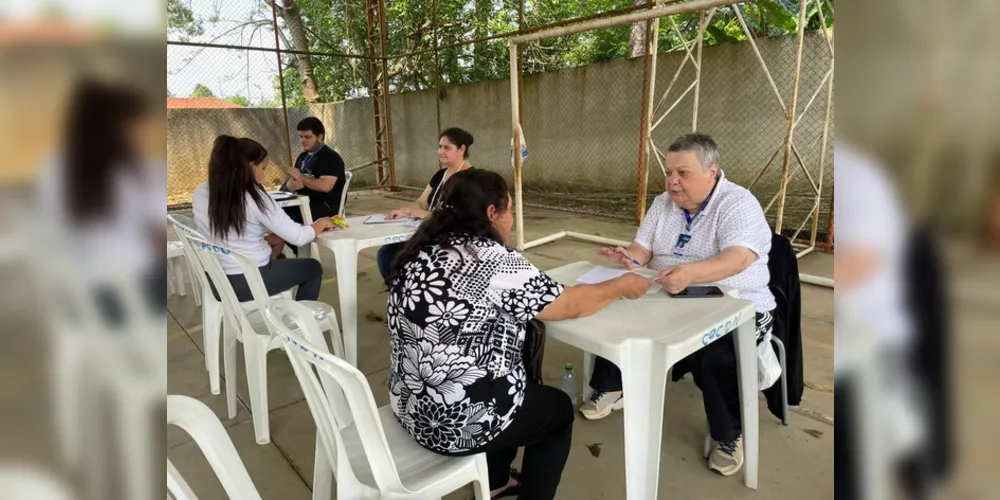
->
xmin=167 ymin=191 xmax=835 ymax=499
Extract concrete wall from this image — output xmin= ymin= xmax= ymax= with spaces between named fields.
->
xmin=167 ymin=33 xmax=833 ymax=230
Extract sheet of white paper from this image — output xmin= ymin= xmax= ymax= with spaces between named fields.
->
xmin=365 ymin=214 xmax=417 ymax=224
xmin=576 ymin=265 xmax=662 ymax=294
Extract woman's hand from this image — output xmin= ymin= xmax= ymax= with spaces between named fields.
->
xmin=599 ymin=246 xmax=634 ymax=270
xmin=613 ymin=272 xmax=652 ymax=299
xmin=386 ymin=209 xmax=409 ymax=220
xmin=410 ymin=208 xmax=430 ymax=219
xmin=264 ymin=233 xmax=285 ymax=260
xmin=311 ymin=217 xmax=336 ymax=234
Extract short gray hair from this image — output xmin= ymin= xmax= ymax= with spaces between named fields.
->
xmin=666 ymin=133 xmax=720 ymax=171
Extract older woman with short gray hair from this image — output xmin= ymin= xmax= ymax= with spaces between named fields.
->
xmin=583 ymin=133 xmax=777 ymax=478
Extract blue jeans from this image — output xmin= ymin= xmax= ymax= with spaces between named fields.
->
xmin=377 ymin=242 xmax=403 ymax=280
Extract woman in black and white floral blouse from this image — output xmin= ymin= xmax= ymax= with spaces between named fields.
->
xmin=385 ymin=170 xmax=651 ymax=499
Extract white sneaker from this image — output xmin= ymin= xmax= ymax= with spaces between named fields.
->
xmin=709 ymin=436 xmax=744 ymax=476
xmin=579 ymin=390 xmax=624 ymax=420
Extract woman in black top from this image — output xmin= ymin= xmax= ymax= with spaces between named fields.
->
xmin=377 ymin=127 xmax=474 ymax=278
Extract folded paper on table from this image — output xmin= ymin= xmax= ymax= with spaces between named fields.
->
xmin=576 ymin=265 xmax=662 ymax=294
xmin=364 ymin=214 xmax=420 ymax=224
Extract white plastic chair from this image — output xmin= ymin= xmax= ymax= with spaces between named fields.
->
xmin=265 ymin=298 xmax=490 ymax=500
xmin=168 ymin=240 xmax=201 ymax=306
xmin=179 ymin=226 xmax=340 ymax=444
xmin=169 ymin=214 xmax=303 ymax=397
xmin=0 ymin=466 xmax=74 ymax=500
xmin=33 ymin=237 xmax=165 ymax=500
xmin=167 ymin=395 xmax=262 ymax=500
xmin=338 ymin=170 xmax=353 ymax=216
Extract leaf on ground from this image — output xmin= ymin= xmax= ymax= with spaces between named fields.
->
xmin=803 ymin=428 xmax=824 ymax=439
xmin=364 ymin=311 xmax=384 ymax=323
xmin=358 ymin=271 xmax=367 ymax=278
xmin=804 ymin=381 xmax=833 ymax=392
xmin=586 ymin=443 xmax=602 ymax=457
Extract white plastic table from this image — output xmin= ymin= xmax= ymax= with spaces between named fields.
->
xmin=273 ymin=193 xmax=316 ymax=258
xmin=542 ymin=261 xmax=759 ymax=500
xmin=315 ymin=216 xmax=417 ymax=365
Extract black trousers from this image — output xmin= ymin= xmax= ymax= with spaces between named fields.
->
xmin=209 ymin=257 xmax=323 ymax=302
xmin=283 ymin=201 xmax=335 ymax=255
xmin=589 ymin=311 xmax=773 ymax=443
xmin=447 ymin=383 xmax=574 ymax=500
xmin=376 ymin=242 xmax=403 ymax=279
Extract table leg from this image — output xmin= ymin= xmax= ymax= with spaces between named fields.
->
xmin=733 ymin=318 xmax=759 ymax=489
xmin=620 ymin=341 xmax=669 ymax=500
xmin=299 ymin=202 xmax=316 ymax=259
xmin=332 ymin=241 xmax=359 ymax=366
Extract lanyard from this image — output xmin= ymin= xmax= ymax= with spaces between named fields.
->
xmin=428 ymin=163 xmax=469 ymax=210
xmin=298 ymin=144 xmax=326 ymax=174
xmin=681 ymin=178 xmax=720 ymax=232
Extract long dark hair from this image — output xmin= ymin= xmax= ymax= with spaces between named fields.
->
xmin=207 ymin=135 xmax=270 ymax=239
xmin=386 ymin=169 xmax=510 ymax=290
xmin=64 ymin=79 xmax=148 ymax=225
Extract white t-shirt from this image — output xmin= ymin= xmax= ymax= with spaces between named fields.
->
xmin=833 ymin=142 xmax=911 ymax=347
xmin=36 ymin=154 xmax=165 ymax=286
xmin=634 ymin=170 xmax=775 ymax=313
xmin=192 ymin=182 xmax=316 ymax=274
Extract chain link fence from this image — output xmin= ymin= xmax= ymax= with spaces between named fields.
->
xmin=167 ymin=1 xmax=833 ymax=242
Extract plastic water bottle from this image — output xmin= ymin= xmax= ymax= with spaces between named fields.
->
xmin=561 ymin=363 xmax=577 ymax=407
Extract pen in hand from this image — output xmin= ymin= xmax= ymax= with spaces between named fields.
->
xmin=615 ymin=248 xmax=642 ymax=267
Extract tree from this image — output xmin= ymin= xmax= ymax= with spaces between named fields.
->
xmin=167 ymin=0 xmax=203 ymax=41
xmin=190 ymin=84 xmax=215 ymax=98
xmin=173 ymin=0 xmax=831 ymax=104
xmin=629 ymin=0 xmax=647 ymax=58
xmin=264 ymin=0 xmax=322 ymax=104
xmin=227 ymin=95 xmax=252 ymax=107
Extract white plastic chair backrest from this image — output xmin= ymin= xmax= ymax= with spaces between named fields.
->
xmin=338 ymin=170 xmax=353 ymax=216
xmin=166 ymin=395 xmax=262 ymax=500
xmin=265 ymin=299 xmax=408 ymax=495
xmin=167 ymin=214 xmax=215 ymax=302
xmin=0 ymin=466 xmax=74 ymax=499
xmin=177 ymin=228 xmax=274 ymax=340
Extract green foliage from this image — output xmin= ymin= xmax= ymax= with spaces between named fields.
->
xmin=227 ymin=95 xmax=252 ymax=107
xmin=167 ymin=0 xmax=204 ymax=41
xmin=189 ymin=84 xmax=215 ymax=98
xmin=188 ymin=0 xmax=833 ymax=103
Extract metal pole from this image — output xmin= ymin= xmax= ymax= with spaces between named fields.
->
xmin=775 ymin=0 xmax=808 ymax=234
xmin=269 ymin=1 xmax=293 ymax=169
xmin=692 ymin=9 xmax=705 ymax=131
xmin=378 ymin=0 xmax=396 ymax=189
xmin=512 ymin=0 xmax=742 ymax=44
xmin=166 ymin=40 xmax=374 ymax=59
xmin=517 ymin=0 xmax=525 ymax=132
xmin=810 ymin=60 xmax=834 ymax=248
xmin=392 ymin=1 xmax=675 ymax=60
xmin=432 ymin=0 xmax=441 ymax=136
xmin=510 ymin=42 xmax=525 ymax=251
xmin=635 ymin=17 xmax=659 ymax=223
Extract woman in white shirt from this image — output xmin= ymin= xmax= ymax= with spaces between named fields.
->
xmin=193 ymin=136 xmax=335 ymax=301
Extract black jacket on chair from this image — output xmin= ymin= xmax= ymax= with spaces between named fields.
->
xmin=669 ymin=233 xmax=805 ymax=421
xmin=763 ymin=233 xmax=805 ymax=416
